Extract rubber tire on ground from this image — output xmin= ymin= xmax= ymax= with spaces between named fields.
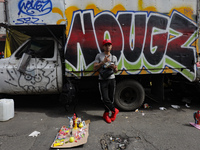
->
xmin=114 ymin=80 xmax=145 ymax=111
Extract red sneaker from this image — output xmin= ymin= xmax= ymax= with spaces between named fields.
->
xmin=110 ymin=108 xmax=119 ymax=121
xmin=103 ymin=112 xmax=111 ymax=123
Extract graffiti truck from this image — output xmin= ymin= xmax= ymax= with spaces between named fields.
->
xmin=0 ymin=0 xmax=199 ymax=110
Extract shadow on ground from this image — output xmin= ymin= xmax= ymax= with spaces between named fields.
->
xmin=5 ymin=88 xmax=200 ymax=120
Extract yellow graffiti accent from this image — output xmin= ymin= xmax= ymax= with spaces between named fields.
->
xmin=111 ymin=4 xmax=126 ymax=14
xmin=138 ymin=0 xmax=143 ymax=11
xmin=86 ymin=4 xmax=102 ymax=15
xmin=169 ymin=35 xmax=175 ymax=40
xmin=64 ymin=4 xmax=126 ymax=35
xmin=57 ymin=19 xmax=66 ymax=24
xmin=65 ymin=6 xmax=79 ymax=35
xmin=120 ymin=70 xmax=128 ymax=75
xmin=197 ymin=39 xmax=199 ymax=55
xmin=142 ymin=6 xmax=157 ymax=12
xmin=194 ymin=39 xmax=199 ymax=55
xmin=52 ymin=7 xmax=64 ymax=18
xmin=169 ymin=7 xmax=193 ymax=20
xmin=191 ymin=41 xmax=196 ymax=47
xmin=138 ymin=0 xmax=157 ymax=12
xmin=162 ymin=66 xmax=173 ymax=74
xmin=140 ymin=67 xmax=148 ymax=74
xmin=52 ymin=7 xmax=67 ymax=24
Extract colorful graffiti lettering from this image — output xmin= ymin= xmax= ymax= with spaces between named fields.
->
xmin=65 ymin=10 xmax=198 ymax=81
xmin=14 ymin=17 xmax=45 ymax=25
xmin=18 ymin=0 xmax=52 ymax=16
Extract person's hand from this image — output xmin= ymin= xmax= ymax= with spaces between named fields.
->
xmin=103 ymin=55 xmax=110 ymax=63
xmin=109 ymin=63 xmax=115 ymax=69
xmin=109 ymin=64 xmax=118 ymax=73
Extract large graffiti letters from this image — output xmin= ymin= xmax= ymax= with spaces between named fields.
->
xmin=94 ymin=12 xmax=123 ymax=60
xmin=65 ymin=11 xmax=99 ymax=68
xmin=18 ymin=0 xmax=52 ymax=16
xmin=65 ymin=10 xmax=197 ymax=80
xmin=166 ymin=12 xmax=197 ymax=71
xmin=118 ymin=13 xmax=146 ymax=63
xmin=143 ymin=13 xmax=168 ymax=66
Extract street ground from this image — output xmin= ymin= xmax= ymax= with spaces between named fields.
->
xmin=0 ymin=90 xmax=200 ymax=150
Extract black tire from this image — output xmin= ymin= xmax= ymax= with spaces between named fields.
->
xmin=115 ymin=80 xmax=145 ymax=111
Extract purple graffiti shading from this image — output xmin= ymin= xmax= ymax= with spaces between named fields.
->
xmin=18 ymin=0 xmax=52 ymax=16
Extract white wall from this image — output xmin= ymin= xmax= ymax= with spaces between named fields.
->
xmin=0 ymin=2 xmax=5 ymax=35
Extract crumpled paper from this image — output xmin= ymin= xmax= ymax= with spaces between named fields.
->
xmin=171 ymin=105 xmax=180 ymax=109
xmin=159 ymin=107 xmax=167 ymax=110
xmin=29 ymin=131 xmax=40 ymax=137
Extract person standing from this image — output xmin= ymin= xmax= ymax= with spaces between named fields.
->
xmin=94 ymin=39 xmax=119 ymax=123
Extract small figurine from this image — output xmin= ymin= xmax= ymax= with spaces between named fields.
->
xmin=82 ymin=121 xmax=86 ymax=127
xmin=77 ymin=118 xmax=82 ymax=126
xmin=194 ymin=110 xmax=200 ymax=125
xmin=73 ymin=113 xmax=77 ymax=126
xmin=68 ymin=116 xmax=73 ymax=128
xmin=74 ymin=118 xmax=78 ymax=130
xmin=70 ymin=119 xmax=73 ymax=129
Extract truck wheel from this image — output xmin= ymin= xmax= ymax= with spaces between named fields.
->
xmin=115 ymin=80 xmax=145 ymax=111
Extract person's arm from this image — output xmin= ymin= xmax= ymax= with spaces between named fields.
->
xmin=94 ymin=54 xmax=104 ymax=71
xmin=94 ymin=55 xmax=110 ymax=71
xmin=94 ymin=61 xmax=105 ymax=71
xmin=109 ymin=55 xmax=118 ymax=73
xmin=109 ymin=64 xmax=118 ymax=73
xmin=113 ymin=65 xmax=118 ymax=73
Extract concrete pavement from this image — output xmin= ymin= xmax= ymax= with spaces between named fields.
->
xmin=0 ymin=94 xmax=200 ymax=150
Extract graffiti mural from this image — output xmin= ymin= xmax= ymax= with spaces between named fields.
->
xmin=4 ymin=59 xmax=58 ymax=94
xmin=14 ymin=0 xmax=53 ymax=25
xmin=11 ymin=0 xmax=64 ymax=25
xmin=64 ymin=9 xmax=198 ymax=81
xmin=18 ymin=0 xmax=53 ymax=16
xmin=6 ymin=0 xmax=198 ymax=81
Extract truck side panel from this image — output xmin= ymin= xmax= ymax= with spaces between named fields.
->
xmin=5 ymin=0 xmax=199 ymax=81
xmin=64 ymin=0 xmax=198 ymax=81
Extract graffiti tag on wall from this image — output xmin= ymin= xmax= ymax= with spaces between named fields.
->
xmin=18 ymin=0 xmax=52 ymax=16
xmin=14 ymin=0 xmax=53 ymax=25
xmin=65 ymin=10 xmax=198 ymax=81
